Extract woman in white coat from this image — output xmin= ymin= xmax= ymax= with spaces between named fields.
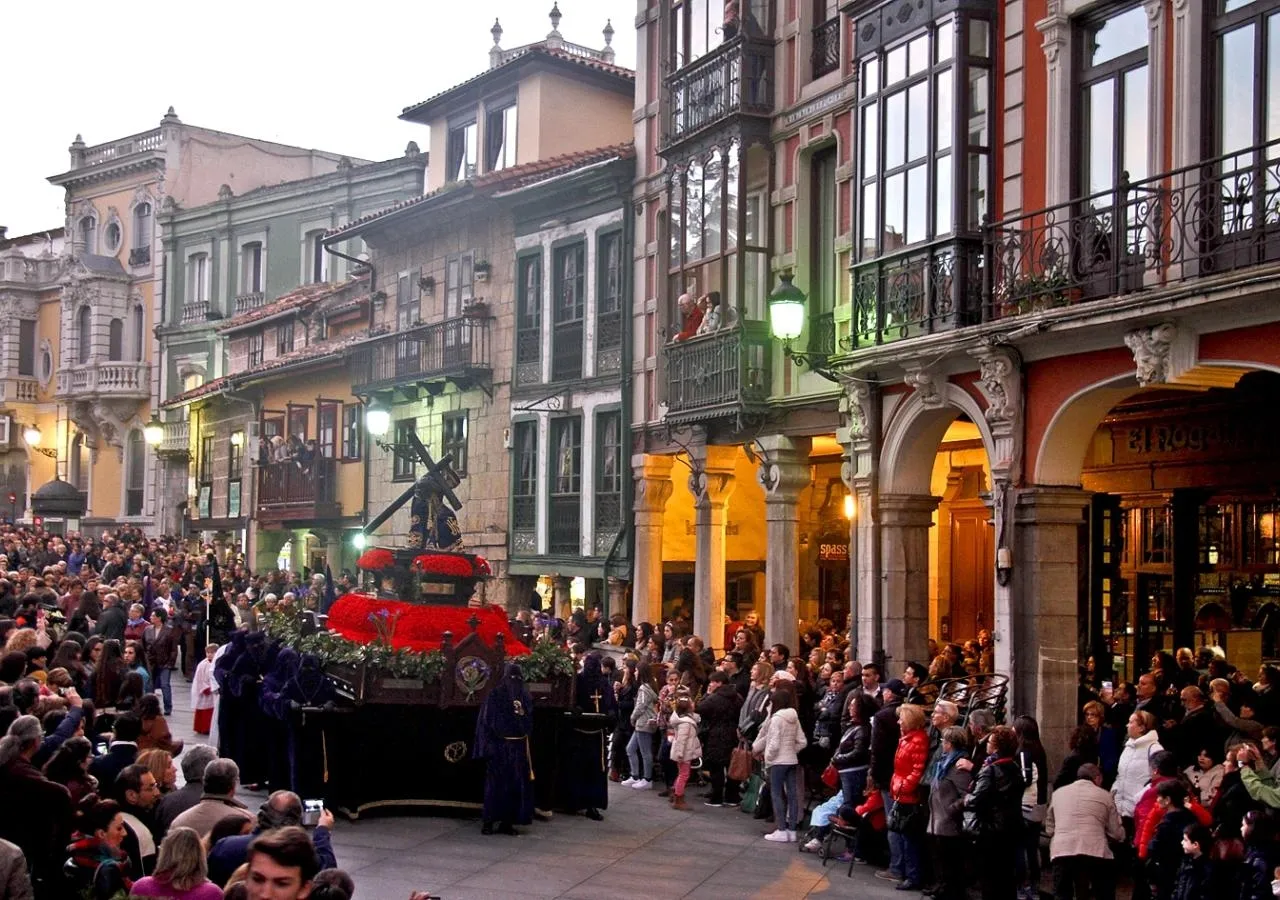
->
xmin=753 ymin=688 xmax=808 ymax=843
xmin=1111 ymin=709 xmax=1163 ymax=826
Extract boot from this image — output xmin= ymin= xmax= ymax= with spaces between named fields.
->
xmin=672 ymin=794 xmax=690 ymax=811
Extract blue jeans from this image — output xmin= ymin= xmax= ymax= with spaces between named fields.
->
xmin=154 ymin=667 xmax=173 ymax=714
xmin=769 ymin=764 xmax=801 ymax=831
xmin=884 ymin=789 xmax=923 ymax=885
xmin=840 ymin=766 xmax=868 ymax=808
xmin=626 ymin=729 xmax=654 ymax=780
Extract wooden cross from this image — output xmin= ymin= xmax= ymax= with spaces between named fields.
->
xmin=589 ymin=689 xmax=603 ymax=714
xmin=407 ymin=433 xmax=463 ymax=511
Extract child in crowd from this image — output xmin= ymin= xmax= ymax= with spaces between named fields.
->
xmin=190 ymin=643 xmax=218 ymax=735
xmin=667 ymin=695 xmax=702 ymax=812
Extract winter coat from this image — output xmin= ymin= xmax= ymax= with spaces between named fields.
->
xmin=869 ymin=699 xmax=903 ymax=788
xmin=927 ymin=751 xmax=972 ymax=837
xmin=1113 ymin=728 xmax=1163 ymax=818
xmin=696 ymin=683 xmax=743 ymax=764
xmin=753 ymin=707 xmax=807 ymax=766
xmin=1239 ymin=844 xmax=1275 ymax=900
xmin=669 ymin=711 xmax=703 ymax=763
xmin=833 ymin=722 xmax=871 ymax=771
xmin=890 ymin=728 xmax=930 ymax=804
xmin=631 ymin=683 xmax=659 ymax=733
xmin=144 ymin=625 xmax=178 ymax=671
xmin=1045 ymin=777 xmax=1125 ymax=860
xmin=963 ymin=756 xmax=1025 ymax=840
xmin=1168 ymin=854 xmax=1212 ymax=900
xmin=1146 ymin=807 xmax=1197 ymax=888
xmin=738 ymin=684 xmax=769 ymax=738
xmin=1185 ymin=764 xmax=1223 ymax=807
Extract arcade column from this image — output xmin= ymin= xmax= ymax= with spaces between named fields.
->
xmin=878 ymin=494 xmax=939 ymax=669
xmin=689 ymin=444 xmax=737 ymax=654
xmin=757 ymin=435 xmax=810 ymax=652
xmin=631 ymin=454 xmax=674 ymax=626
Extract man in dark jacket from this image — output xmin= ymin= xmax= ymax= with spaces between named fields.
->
xmin=208 ymin=791 xmax=337 ymax=887
xmin=870 ymin=678 xmax=905 ymax=795
xmin=88 ymin=713 xmax=142 ymax=792
xmin=1147 ymin=781 xmax=1199 ymax=900
xmin=697 ymin=671 xmax=744 ymax=807
xmin=720 ymin=652 xmax=750 ymax=698
xmin=93 ymin=592 xmax=127 ymax=641
xmin=1170 ymin=687 xmax=1224 ymax=770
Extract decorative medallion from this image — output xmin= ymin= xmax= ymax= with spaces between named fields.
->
xmin=443 ymin=741 xmax=468 ymax=763
xmin=455 ymin=655 xmax=492 ymax=700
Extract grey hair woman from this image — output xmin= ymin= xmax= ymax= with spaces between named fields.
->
xmin=0 ymin=714 xmax=41 ymax=768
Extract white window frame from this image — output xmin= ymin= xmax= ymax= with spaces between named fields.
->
xmin=187 ymin=252 xmax=210 ymax=304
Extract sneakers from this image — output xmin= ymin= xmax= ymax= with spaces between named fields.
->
xmin=895 ymin=882 xmax=921 ymax=892
xmin=876 ymin=871 xmax=904 ymax=882
xmin=620 ymin=777 xmax=637 ymax=787
xmin=764 ymin=830 xmax=792 ymax=843
xmin=703 ymin=801 xmax=723 ymax=808
xmin=631 ymin=779 xmax=652 ymax=790
xmin=801 ymin=838 xmax=822 ymax=853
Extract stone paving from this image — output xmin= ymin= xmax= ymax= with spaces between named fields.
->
xmin=166 ymin=671 xmax=903 ymax=899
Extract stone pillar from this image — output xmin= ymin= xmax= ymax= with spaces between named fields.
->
xmin=1014 ymin=486 xmax=1088 ymax=773
xmin=757 ymin=435 xmax=810 ymax=653
xmin=631 ymin=454 xmax=674 ymax=625
xmin=689 ymin=444 xmax=737 ymax=654
xmin=607 ymin=577 xmax=629 ymax=621
xmin=551 ymin=575 xmax=572 ymax=620
xmin=878 ymin=494 xmax=938 ymax=669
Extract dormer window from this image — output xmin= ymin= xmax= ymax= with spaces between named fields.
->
xmin=448 ymin=120 xmax=478 ymax=182
xmin=485 ymin=104 xmax=517 ymax=172
xmin=277 ymin=319 xmax=295 ymax=355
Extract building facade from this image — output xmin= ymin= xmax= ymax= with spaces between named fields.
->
xmin=327 ymin=9 xmax=635 ymax=611
xmin=45 ymin=108 xmax=361 ymax=532
xmin=628 ymin=0 xmax=1280 ymax=759
xmin=153 ymin=147 xmax=427 ymax=545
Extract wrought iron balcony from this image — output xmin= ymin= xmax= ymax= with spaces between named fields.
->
xmin=257 ymin=458 xmax=340 ymax=523
xmin=128 ymin=246 xmax=151 ymax=267
xmin=548 ymin=495 xmax=581 ymax=554
xmin=234 ymin=292 xmax=266 ymax=314
xmin=850 ymin=239 xmax=984 ymax=348
xmin=987 ymin=139 xmax=1280 ymax=319
xmin=515 ymin=327 xmax=541 ymax=388
xmin=512 ymin=496 xmax=537 ymax=554
xmin=596 ymin=310 xmax=623 ymax=374
xmin=663 ymin=321 xmax=771 ymax=425
xmin=351 ymin=317 xmax=491 ymax=395
xmin=55 ymin=362 xmax=151 ymax=400
xmin=551 ymin=321 xmax=584 ymax=382
xmin=807 ymin=311 xmax=836 ymax=361
xmin=662 ymin=36 xmax=775 ymax=155
xmin=811 ymin=17 xmax=841 ymax=79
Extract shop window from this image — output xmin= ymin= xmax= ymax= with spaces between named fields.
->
xmin=1198 ymin=503 xmax=1234 ymax=567
xmin=1139 ymin=505 xmax=1173 ymax=565
xmin=1244 ymin=500 xmax=1280 ymax=566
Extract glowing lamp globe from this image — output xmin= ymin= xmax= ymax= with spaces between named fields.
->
xmin=22 ymin=424 xmax=41 ymax=447
xmin=143 ymin=417 xmax=164 ymax=446
xmin=768 ymin=273 xmax=807 ymax=343
xmin=365 ymin=403 xmax=391 ymax=437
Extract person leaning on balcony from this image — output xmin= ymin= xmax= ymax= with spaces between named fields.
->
xmin=696 ymin=292 xmax=723 ymax=336
xmin=673 ymin=292 xmax=703 ymax=342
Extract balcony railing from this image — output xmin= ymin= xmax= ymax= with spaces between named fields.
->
xmin=181 ymin=301 xmax=210 ymax=324
xmin=257 ymin=458 xmax=338 ymax=516
xmin=811 ymin=17 xmax=841 ymax=79
xmin=515 ymin=327 xmax=541 ymax=387
xmin=234 ymin=292 xmax=266 ymax=314
xmin=552 ymin=320 xmax=584 ymax=382
xmin=807 ymin=311 xmax=836 ymax=360
xmin=664 ymin=321 xmax=771 ymax=424
xmin=549 ymin=495 xmax=581 ymax=554
xmin=351 ymin=317 xmax=491 ymax=394
xmin=988 ymin=139 xmax=1280 ymax=319
xmin=79 ymin=128 xmax=163 ymax=168
xmin=0 ymin=378 xmax=39 ymax=404
xmin=663 ymin=36 xmax=774 ymax=153
xmin=55 ymin=362 xmax=151 ymax=399
xmin=851 ymin=239 xmax=983 ymax=348
xmin=512 ymin=495 xmax=537 ymax=554
xmin=157 ymin=420 xmax=190 ymax=458
xmin=128 ymin=246 xmax=151 ymax=267
xmin=596 ymin=309 xmax=623 ymax=374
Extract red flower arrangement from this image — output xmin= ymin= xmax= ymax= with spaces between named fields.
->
xmin=411 ymin=554 xmax=475 ymax=577
xmin=356 ymin=548 xmax=395 ymax=571
xmin=473 ymin=555 xmax=491 ymax=576
xmin=326 ymin=594 xmax=530 ymax=654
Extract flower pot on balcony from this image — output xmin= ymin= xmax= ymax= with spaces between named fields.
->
xmin=473 ymin=263 xmax=491 ymax=284
xmin=418 ymin=275 xmax=435 ymax=295
xmin=463 ymin=301 xmax=489 ymax=318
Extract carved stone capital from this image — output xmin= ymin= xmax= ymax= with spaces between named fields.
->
xmin=841 ymin=380 xmax=872 ymax=443
xmin=1124 ymin=321 xmax=1181 ymax=387
xmin=689 ymin=469 xmax=735 ymax=507
xmin=633 ymin=455 xmax=674 ymax=514
xmin=971 ymin=346 xmax=1022 ymax=428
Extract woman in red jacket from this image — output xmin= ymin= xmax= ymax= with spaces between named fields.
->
xmin=887 ymin=703 xmax=931 ymax=890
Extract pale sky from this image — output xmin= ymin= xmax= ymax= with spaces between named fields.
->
xmin=1 ymin=0 xmax=637 ymax=237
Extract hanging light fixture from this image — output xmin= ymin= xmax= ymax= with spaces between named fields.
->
xmin=22 ymin=424 xmax=41 ymax=447
xmin=143 ymin=417 xmax=164 ymax=446
xmin=365 ymin=401 xmax=391 ymax=437
xmin=767 ymin=272 xmax=807 ymax=343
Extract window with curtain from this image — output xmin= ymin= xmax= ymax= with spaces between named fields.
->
xmin=241 ymin=242 xmax=263 ymax=293
xmin=342 ymin=404 xmax=362 ymax=460
xmin=512 ymin=420 xmax=537 ymax=534
xmin=318 ymin=403 xmax=339 ymax=459
xmin=516 ymin=254 xmax=542 ymax=367
xmin=445 ymin=253 xmax=474 ymax=318
xmin=486 ymin=103 xmax=517 ymax=171
xmin=393 ymin=419 xmax=417 ymax=481
xmin=187 ymin=253 xmax=209 ymax=303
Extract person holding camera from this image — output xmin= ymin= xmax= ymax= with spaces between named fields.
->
xmin=208 ymin=791 xmax=337 ymax=888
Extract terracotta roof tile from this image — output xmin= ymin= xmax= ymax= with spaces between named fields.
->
xmin=399 ymin=44 xmax=634 ymax=122
xmin=163 ymin=374 xmax=231 ymax=408
xmin=324 ymin=143 xmax=633 ymax=241
xmin=232 ymin=332 xmax=370 ymax=380
xmin=219 ymin=281 xmax=349 ymax=331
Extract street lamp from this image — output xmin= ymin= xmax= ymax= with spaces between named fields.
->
xmin=844 ymin=493 xmax=855 ymax=520
xmin=351 ymin=532 xmax=367 ymax=550
xmin=143 ymin=417 xmax=164 ymax=446
xmin=22 ymin=424 xmax=41 ymax=447
xmin=230 ymin=431 xmax=244 ymax=447
xmin=767 ymin=273 xmax=843 ymax=383
xmin=365 ymin=401 xmax=390 ymax=437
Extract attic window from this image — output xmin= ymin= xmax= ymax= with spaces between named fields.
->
xmin=486 ymin=104 xmax=517 ymax=172
xmin=448 ymin=121 xmax=478 ymax=182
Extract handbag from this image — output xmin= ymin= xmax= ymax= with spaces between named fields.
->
xmin=887 ymin=800 xmax=922 ymax=834
xmin=740 ymin=772 xmax=765 ymax=814
xmin=728 ymin=742 xmax=754 ymax=782
xmin=821 ymin=763 xmax=840 ymax=790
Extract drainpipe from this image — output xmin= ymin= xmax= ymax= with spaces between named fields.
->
xmin=867 ymin=376 xmax=885 ymax=670
xmin=602 ymin=177 xmax=636 ymax=618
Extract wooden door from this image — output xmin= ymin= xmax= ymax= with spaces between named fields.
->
xmin=949 ymin=501 xmax=994 ymax=642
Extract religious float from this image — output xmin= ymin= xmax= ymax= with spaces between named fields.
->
xmin=254 ymin=435 xmax=575 ymax=819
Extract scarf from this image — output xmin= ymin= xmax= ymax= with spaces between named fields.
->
xmin=930 ymin=749 xmax=962 ymax=784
